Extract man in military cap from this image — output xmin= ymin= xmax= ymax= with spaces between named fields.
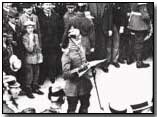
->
xmin=63 ymin=3 xmax=77 ymax=29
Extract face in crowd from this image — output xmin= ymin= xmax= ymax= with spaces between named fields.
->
xmin=26 ymin=25 xmax=34 ymax=34
xmin=67 ymin=6 xmax=75 ymax=14
xmin=24 ymin=7 xmax=33 ymax=15
xmin=42 ymin=3 xmax=55 ymax=13
xmin=9 ymin=16 xmax=17 ymax=25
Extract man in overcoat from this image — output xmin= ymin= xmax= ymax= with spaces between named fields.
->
xmin=88 ymin=3 xmax=112 ymax=60
xmin=38 ymin=3 xmax=64 ymax=84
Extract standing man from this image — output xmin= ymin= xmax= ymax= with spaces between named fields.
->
xmin=63 ymin=3 xmax=77 ymax=29
xmin=5 ymin=9 xmax=20 ymax=57
xmin=88 ymin=3 xmax=112 ymax=60
xmin=118 ymin=3 xmax=135 ymax=65
xmin=127 ymin=3 xmax=150 ymax=68
xmin=38 ymin=3 xmax=64 ymax=84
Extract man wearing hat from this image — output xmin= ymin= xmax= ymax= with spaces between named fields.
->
xmin=18 ymin=3 xmax=41 ymax=45
xmin=62 ymin=3 xmax=95 ymax=61
xmin=127 ymin=3 xmax=151 ymax=68
xmin=4 ymin=8 xmax=20 ymax=55
xmin=63 ymin=3 xmax=77 ymax=29
xmin=38 ymin=3 xmax=64 ymax=84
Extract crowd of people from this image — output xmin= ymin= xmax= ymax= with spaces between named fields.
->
xmin=3 ymin=3 xmax=153 ymax=113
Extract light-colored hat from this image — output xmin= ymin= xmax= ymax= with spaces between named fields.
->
xmin=3 ymin=75 xmax=20 ymax=88
xmin=137 ymin=3 xmax=147 ymax=5
xmin=9 ymin=55 xmax=22 ymax=72
xmin=84 ymin=11 xmax=94 ymax=19
xmin=3 ymin=75 xmax=16 ymax=84
xmin=24 ymin=20 xmax=35 ymax=26
xmin=8 ymin=9 xmax=18 ymax=18
xmin=78 ymin=3 xmax=87 ymax=7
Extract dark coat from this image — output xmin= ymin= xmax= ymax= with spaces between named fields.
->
xmin=88 ymin=3 xmax=113 ymax=33
xmin=88 ymin=3 xmax=113 ymax=59
xmin=128 ymin=3 xmax=150 ymax=31
xmin=38 ymin=10 xmax=64 ymax=52
xmin=112 ymin=3 xmax=131 ymax=28
xmin=4 ymin=22 xmax=23 ymax=59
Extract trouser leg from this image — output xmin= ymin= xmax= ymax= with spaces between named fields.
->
xmin=32 ymin=64 xmax=40 ymax=90
xmin=79 ymin=94 xmax=91 ymax=113
xmin=39 ymin=52 xmax=48 ymax=84
xmin=134 ymin=31 xmax=149 ymax=68
xmin=24 ymin=64 xmax=33 ymax=89
xmin=67 ymin=96 xmax=78 ymax=113
xmin=112 ymin=25 xmax=120 ymax=63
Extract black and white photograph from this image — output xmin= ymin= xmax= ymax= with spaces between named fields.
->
xmin=2 ymin=2 xmax=154 ymax=113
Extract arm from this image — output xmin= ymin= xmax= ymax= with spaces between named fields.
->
xmin=88 ymin=22 xmax=95 ymax=50
xmin=61 ymin=53 xmax=72 ymax=79
xmin=22 ymin=36 xmax=34 ymax=53
xmin=36 ymin=16 xmax=42 ymax=48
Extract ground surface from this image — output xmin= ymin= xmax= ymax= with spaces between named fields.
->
xmin=14 ymin=59 xmax=153 ymax=113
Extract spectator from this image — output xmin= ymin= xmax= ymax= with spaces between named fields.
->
xmin=22 ymin=20 xmax=44 ymax=98
xmin=38 ymin=3 xmax=64 ymax=84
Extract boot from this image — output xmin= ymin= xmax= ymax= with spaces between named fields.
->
xmin=127 ymin=58 xmax=134 ymax=65
xmin=79 ymin=108 xmax=88 ymax=113
xmin=118 ymin=58 xmax=125 ymax=64
xmin=136 ymin=61 xmax=150 ymax=68
xmin=25 ymin=87 xmax=34 ymax=99
xmin=112 ymin=62 xmax=120 ymax=68
xmin=100 ymin=61 xmax=110 ymax=73
xmin=32 ymin=85 xmax=44 ymax=95
xmin=136 ymin=53 xmax=149 ymax=68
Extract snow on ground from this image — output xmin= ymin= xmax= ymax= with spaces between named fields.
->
xmin=15 ymin=59 xmax=153 ymax=113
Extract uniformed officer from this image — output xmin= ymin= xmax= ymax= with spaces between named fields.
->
xmin=128 ymin=3 xmax=151 ymax=68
